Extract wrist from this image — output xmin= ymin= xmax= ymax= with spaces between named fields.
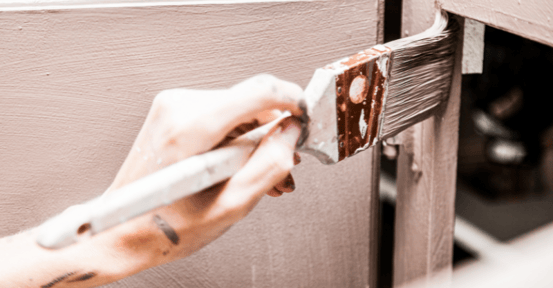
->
xmin=96 ymin=211 xmax=172 ymax=277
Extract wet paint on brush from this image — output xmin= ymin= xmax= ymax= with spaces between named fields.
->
xmin=332 ymin=45 xmax=392 ymax=161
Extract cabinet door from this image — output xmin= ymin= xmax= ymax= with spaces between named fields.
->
xmin=394 ymin=0 xmax=553 ymax=287
xmin=0 ymin=1 xmax=383 ymax=287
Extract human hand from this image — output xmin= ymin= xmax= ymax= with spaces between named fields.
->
xmin=215 ymin=111 xmax=302 ymax=197
xmin=0 ymin=75 xmax=306 ymax=288
xmin=102 ymin=74 xmax=306 ymax=276
xmin=108 ymin=74 xmax=304 ymax=196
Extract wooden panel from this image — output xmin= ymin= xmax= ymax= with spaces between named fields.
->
xmin=439 ymin=0 xmax=553 ymax=47
xmin=393 ymin=4 xmax=464 ymax=288
xmin=0 ymin=0 xmax=316 ymax=11
xmin=462 ymin=18 xmax=485 ymax=74
xmin=0 ymin=1 xmax=382 ymax=287
xmin=368 ymin=145 xmax=381 ymax=288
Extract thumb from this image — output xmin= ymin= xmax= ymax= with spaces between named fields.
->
xmin=217 ymin=117 xmax=302 ymax=220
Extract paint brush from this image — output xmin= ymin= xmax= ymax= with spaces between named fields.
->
xmin=298 ymin=10 xmax=459 ymax=164
xmin=37 ymin=10 xmax=459 ymax=249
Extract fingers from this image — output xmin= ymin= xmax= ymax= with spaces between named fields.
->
xmin=274 ymin=174 xmax=295 ymax=193
xmin=232 ymin=74 xmax=305 ymax=117
xmin=294 ymin=152 xmax=301 ymax=165
xmin=254 ymin=109 xmax=285 ymax=125
xmin=145 ymin=75 xmax=304 ymax=161
xmin=221 ymin=114 xmax=300 ymax=198
xmin=266 ymin=188 xmax=284 ymax=197
xmin=214 ymin=120 xmax=260 ymax=149
xmin=217 ymin=117 xmax=302 ymax=219
xmin=212 ymin=75 xmax=305 ymax=141
xmin=267 ymin=152 xmax=301 ymax=197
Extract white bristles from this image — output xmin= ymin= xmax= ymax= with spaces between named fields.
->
xmin=380 ymin=11 xmax=459 ymax=139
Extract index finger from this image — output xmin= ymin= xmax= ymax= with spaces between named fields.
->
xmin=231 ymin=74 xmax=305 ymax=117
xmin=213 ymin=74 xmax=306 ymax=139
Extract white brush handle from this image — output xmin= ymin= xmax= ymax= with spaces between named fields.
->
xmin=36 ymin=114 xmax=289 ymax=249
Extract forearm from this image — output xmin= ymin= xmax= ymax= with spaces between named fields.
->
xmin=0 ymin=227 xmax=123 ymax=287
xmin=0 ymin=75 xmax=303 ymax=287
xmin=0 ymin=212 xmax=168 ymax=288
xmin=0 ymin=200 xmax=219 ymax=288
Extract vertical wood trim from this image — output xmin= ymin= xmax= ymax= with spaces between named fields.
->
xmin=376 ymin=0 xmax=385 ymax=44
xmin=399 ymin=0 xmax=435 ymax=38
xmin=372 ymin=2 xmax=383 ymax=286
xmin=393 ymin=7 xmax=464 ymax=288
xmin=372 ymin=0 xmax=384 ymax=285
xmin=369 ymin=145 xmax=381 ymax=288
xmin=462 ymin=18 xmax=485 ymax=74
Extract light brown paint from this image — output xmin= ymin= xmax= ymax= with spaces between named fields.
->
xmin=0 ymin=1 xmax=382 ymax=287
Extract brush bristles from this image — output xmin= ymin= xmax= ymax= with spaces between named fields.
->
xmin=380 ymin=11 xmax=460 ymax=140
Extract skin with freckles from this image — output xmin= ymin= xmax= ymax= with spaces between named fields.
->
xmin=0 ymin=74 xmax=304 ymax=287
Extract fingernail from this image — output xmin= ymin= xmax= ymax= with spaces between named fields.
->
xmin=294 ymin=153 xmax=301 ymax=165
xmin=278 ymin=118 xmax=302 ymax=146
xmin=275 ymin=174 xmax=295 ymax=193
xmin=284 ymin=174 xmax=295 ymax=191
xmin=269 ymin=188 xmax=284 ymax=197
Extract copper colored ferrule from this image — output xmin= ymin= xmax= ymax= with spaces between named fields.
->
xmin=330 ymin=45 xmax=392 ymax=161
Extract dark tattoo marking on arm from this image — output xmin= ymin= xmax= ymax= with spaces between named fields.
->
xmin=153 ymin=214 xmax=179 ymax=245
xmin=67 ymin=272 xmax=97 ymax=282
xmin=41 ymin=272 xmax=75 ymax=288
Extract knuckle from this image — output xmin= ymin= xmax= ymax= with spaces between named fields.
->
xmin=251 ymin=73 xmax=277 ymax=85
xmin=197 ymin=121 xmax=220 ymax=141
xmin=153 ymin=89 xmax=172 ymax=104
xmin=265 ymin=144 xmax=294 ymax=174
xmin=153 ymin=89 xmax=178 ymax=111
xmin=237 ymin=74 xmax=279 ymax=96
xmin=257 ymin=74 xmax=280 ymax=96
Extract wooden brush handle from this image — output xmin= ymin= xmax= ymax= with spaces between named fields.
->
xmin=36 ymin=114 xmax=289 ymax=249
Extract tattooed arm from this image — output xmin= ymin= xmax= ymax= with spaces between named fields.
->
xmin=0 ymin=75 xmax=304 ymax=287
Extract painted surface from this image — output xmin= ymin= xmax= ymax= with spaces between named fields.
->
xmin=0 ymin=1 xmax=381 ymax=287
xmin=462 ymin=18 xmax=485 ymax=74
xmin=400 ymin=0 xmax=436 ymax=39
xmin=0 ymin=0 xmax=283 ymax=8
xmin=439 ymin=0 xmax=553 ymax=47
xmin=393 ymin=3 xmax=463 ymax=288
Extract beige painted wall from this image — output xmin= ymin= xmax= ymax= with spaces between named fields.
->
xmin=0 ymin=1 xmax=382 ymax=287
